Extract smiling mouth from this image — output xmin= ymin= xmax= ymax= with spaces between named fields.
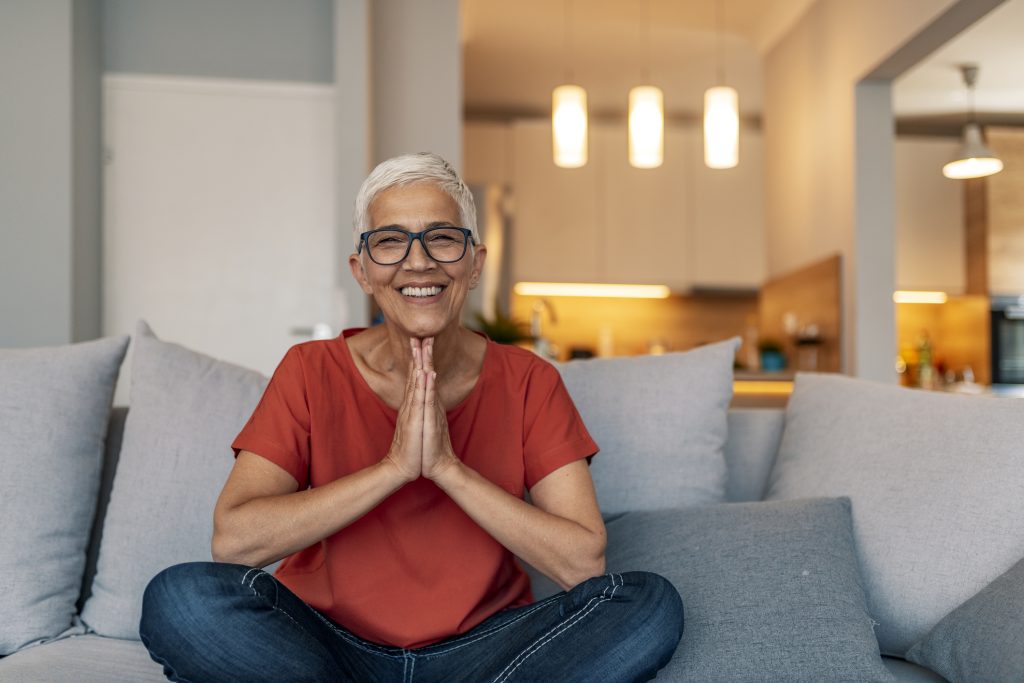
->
xmin=399 ymin=285 xmax=446 ymax=298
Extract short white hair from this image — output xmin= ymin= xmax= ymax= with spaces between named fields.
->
xmin=352 ymin=152 xmax=478 ymax=250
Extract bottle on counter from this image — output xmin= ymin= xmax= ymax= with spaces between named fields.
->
xmin=917 ymin=331 xmax=935 ymax=390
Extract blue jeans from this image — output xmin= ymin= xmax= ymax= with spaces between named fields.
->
xmin=140 ymin=562 xmax=683 ymax=682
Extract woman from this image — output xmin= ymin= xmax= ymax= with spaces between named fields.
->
xmin=139 ymin=153 xmax=683 ymax=682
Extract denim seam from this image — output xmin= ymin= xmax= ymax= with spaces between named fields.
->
xmin=492 ymin=573 xmax=623 ymax=683
xmin=308 ymin=606 xmax=406 ymax=659
xmin=243 ymin=568 xmax=339 ymax=671
xmin=419 ymin=593 xmax=563 ymax=658
xmin=408 ymin=652 xmax=416 ymax=682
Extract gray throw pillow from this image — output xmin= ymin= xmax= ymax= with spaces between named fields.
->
xmin=765 ymin=373 xmax=1024 ymax=656
xmin=0 ymin=335 xmax=129 ymax=655
xmin=80 ymin=321 xmax=269 ymax=639
xmin=557 ymin=337 xmax=739 ymax=517
xmin=906 ymin=555 xmax=1024 ymax=683
xmin=604 ymin=498 xmax=893 ymax=683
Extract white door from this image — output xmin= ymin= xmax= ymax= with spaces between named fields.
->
xmin=103 ymin=74 xmax=347 ymax=404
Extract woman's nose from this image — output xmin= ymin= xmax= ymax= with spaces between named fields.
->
xmin=404 ymin=237 xmax=434 ymax=269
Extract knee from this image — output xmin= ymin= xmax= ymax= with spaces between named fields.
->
xmin=140 ymin=561 xmax=251 ymax=638
xmin=619 ymin=571 xmax=684 ymax=644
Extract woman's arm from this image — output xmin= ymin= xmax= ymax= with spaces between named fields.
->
xmin=431 ymin=459 xmax=606 ymax=591
xmin=212 ymin=350 xmax=427 ymax=568
xmin=211 ymin=451 xmax=409 ymax=568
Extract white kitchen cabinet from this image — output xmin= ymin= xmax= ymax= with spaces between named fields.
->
xmin=511 ymin=120 xmax=602 ymax=283
xmin=894 ymin=137 xmax=965 ymax=293
xmin=499 ymin=118 xmax=765 ymax=291
xmin=691 ymin=128 xmax=766 ymax=290
xmin=600 ymin=123 xmax=692 ymax=291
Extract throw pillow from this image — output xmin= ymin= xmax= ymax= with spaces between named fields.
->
xmin=906 ymin=554 xmax=1024 ymax=682
xmin=604 ymin=498 xmax=893 ymax=683
xmin=556 ymin=337 xmax=739 ymax=517
xmin=0 ymin=335 xmax=129 ymax=655
xmin=764 ymin=372 xmax=1024 ymax=655
xmin=80 ymin=321 xmax=269 ymax=639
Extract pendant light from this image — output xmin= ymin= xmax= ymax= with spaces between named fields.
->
xmin=553 ymin=0 xmax=587 ymax=168
xmin=942 ymin=65 xmax=1003 ymax=180
xmin=629 ymin=0 xmax=663 ymax=168
xmin=704 ymin=0 xmax=738 ymax=169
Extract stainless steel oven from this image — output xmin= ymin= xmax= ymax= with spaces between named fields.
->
xmin=991 ymin=296 xmax=1024 ymax=385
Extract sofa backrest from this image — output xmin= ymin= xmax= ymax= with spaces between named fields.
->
xmin=80 ymin=405 xmax=787 ymax=605
xmin=723 ymin=408 xmax=786 ymax=502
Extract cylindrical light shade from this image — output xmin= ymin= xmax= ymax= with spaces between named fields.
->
xmin=552 ymin=85 xmax=588 ymax=168
xmin=704 ymin=86 xmax=739 ymax=169
xmin=942 ymin=123 xmax=1003 ymax=179
xmin=628 ymin=86 xmax=664 ymax=168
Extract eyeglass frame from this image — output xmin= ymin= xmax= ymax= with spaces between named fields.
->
xmin=357 ymin=226 xmax=476 ymax=266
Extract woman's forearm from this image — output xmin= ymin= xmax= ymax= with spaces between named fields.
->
xmin=431 ymin=462 xmax=606 ymax=591
xmin=212 ymin=460 xmax=409 ymax=568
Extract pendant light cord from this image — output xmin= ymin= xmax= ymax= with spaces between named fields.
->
xmin=563 ymin=0 xmax=573 ymax=84
xmin=716 ymin=0 xmax=725 ymax=86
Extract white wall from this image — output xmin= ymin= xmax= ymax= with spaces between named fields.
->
xmin=371 ymin=0 xmax=461 ymax=169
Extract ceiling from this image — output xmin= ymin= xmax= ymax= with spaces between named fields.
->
xmin=894 ymin=0 xmax=1024 ymax=122
xmin=461 ymin=0 xmax=817 ymax=119
xmin=462 ymin=0 xmax=1024 ymax=129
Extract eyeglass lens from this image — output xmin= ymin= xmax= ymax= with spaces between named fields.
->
xmin=366 ymin=228 xmax=468 ymax=265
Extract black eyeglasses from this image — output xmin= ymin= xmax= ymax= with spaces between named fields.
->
xmin=358 ymin=227 xmax=475 ymax=266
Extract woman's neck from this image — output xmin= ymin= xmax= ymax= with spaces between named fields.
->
xmin=375 ymin=323 xmax=471 ymax=380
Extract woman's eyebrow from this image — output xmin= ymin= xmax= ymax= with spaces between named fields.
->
xmin=372 ymin=221 xmax=457 ymax=231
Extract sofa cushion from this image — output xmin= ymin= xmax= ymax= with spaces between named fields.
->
xmin=0 ymin=335 xmax=129 ymax=656
xmin=765 ymin=372 xmax=1024 ymax=656
xmin=603 ymin=498 xmax=893 ymax=683
xmin=80 ymin=321 xmax=269 ymax=639
xmin=557 ymin=337 xmax=739 ymax=517
xmin=0 ymin=634 xmax=166 ymax=682
xmin=906 ymin=554 xmax=1024 ymax=683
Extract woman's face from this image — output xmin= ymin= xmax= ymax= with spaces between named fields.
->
xmin=348 ymin=182 xmax=486 ymax=340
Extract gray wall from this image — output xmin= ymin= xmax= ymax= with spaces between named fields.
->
xmin=73 ymin=0 xmax=104 ymax=343
xmin=0 ymin=1 xmax=90 ymax=347
xmin=103 ymin=0 xmax=334 ymax=82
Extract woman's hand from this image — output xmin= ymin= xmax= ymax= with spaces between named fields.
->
xmin=382 ymin=339 xmax=426 ymax=483
xmin=421 ymin=338 xmax=461 ymax=481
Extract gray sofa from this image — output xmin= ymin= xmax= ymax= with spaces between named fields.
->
xmin=3 ymin=327 xmax=1022 ymax=682
xmin=0 ymin=407 xmax=941 ymax=682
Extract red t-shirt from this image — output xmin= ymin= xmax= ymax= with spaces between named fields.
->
xmin=230 ymin=328 xmax=598 ymax=649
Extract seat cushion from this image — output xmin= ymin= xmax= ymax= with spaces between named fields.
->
xmin=557 ymin=337 xmax=740 ymax=516
xmin=0 ymin=335 xmax=129 ymax=655
xmin=765 ymin=372 xmax=1024 ymax=656
xmin=0 ymin=634 xmax=166 ymax=682
xmin=603 ymin=498 xmax=894 ymax=683
xmin=80 ymin=321 xmax=269 ymax=639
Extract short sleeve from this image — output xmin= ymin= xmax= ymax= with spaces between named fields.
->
xmin=522 ymin=362 xmax=599 ymax=490
xmin=231 ymin=346 xmax=311 ymax=488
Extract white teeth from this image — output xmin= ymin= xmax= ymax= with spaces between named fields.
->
xmin=400 ymin=286 xmax=443 ymax=298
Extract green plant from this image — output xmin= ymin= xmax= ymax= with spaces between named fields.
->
xmin=471 ymin=304 xmax=531 ymax=344
xmin=757 ymin=339 xmax=784 ymax=354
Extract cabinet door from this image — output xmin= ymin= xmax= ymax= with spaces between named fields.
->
xmin=894 ymin=137 xmax=965 ymax=293
xmin=691 ymin=127 xmax=765 ymax=289
xmin=601 ymin=123 xmax=692 ymax=291
xmin=511 ymin=120 xmax=601 ymax=283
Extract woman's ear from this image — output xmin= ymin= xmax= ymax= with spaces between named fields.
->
xmin=469 ymin=244 xmax=487 ymax=290
xmin=348 ymin=253 xmax=374 ymax=295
